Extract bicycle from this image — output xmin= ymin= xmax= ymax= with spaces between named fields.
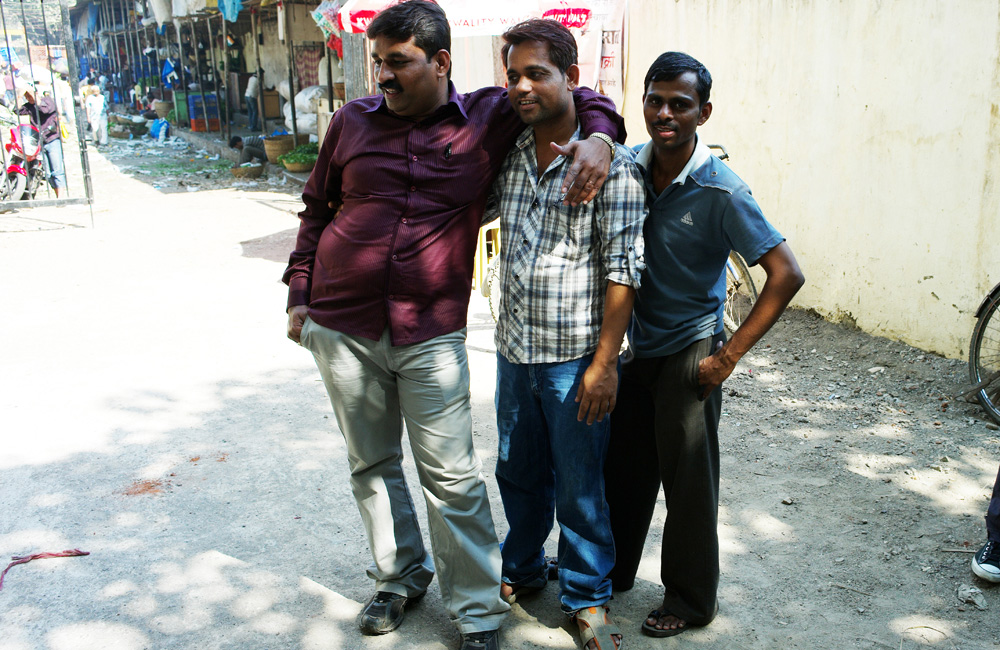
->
xmin=968 ymin=280 xmax=1000 ymax=424
xmin=480 ymin=143 xmax=759 ymax=332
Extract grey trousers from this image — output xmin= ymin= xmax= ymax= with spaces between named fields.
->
xmin=300 ymin=318 xmax=509 ymax=633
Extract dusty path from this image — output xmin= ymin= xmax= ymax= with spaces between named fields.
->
xmin=0 ymin=137 xmax=998 ymax=650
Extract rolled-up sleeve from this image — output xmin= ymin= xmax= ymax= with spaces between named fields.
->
xmin=596 ymin=147 xmax=647 ymax=289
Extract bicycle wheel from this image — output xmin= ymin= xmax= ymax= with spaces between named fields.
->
xmin=723 ymin=252 xmax=758 ymax=334
xmin=969 ymin=292 xmax=1000 ymax=424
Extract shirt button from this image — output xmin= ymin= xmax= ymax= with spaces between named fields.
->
xmin=388 ymin=294 xmax=395 ymax=300
xmin=392 ymin=254 xmax=397 ymax=260
xmin=513 ymin=308 xmax=518 ymax=313
xmin=522 ymin=238 xmax=529 ymax=245
xmin=410 ymin=186 xmax=416 ymax=192
xmin=401 ymin=218 xmax=408 ymax=224
xmin=412 ymin=155 xmax=418 ymax=161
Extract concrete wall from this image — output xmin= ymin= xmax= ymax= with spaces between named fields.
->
xmin=622 ymin=0 xmax=1000 ymax=358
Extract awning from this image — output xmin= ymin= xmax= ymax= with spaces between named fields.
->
xmin=336 ymin=0 xmax=594 ymax=37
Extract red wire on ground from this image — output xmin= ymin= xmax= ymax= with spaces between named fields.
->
xmin=0 ymin=549 xmax=90 ymax=591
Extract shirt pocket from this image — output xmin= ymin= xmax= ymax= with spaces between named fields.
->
xmin=425 ymin=149 xmax=492 ymax=206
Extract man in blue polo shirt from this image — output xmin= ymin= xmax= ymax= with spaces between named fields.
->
xmin=603 ymin=52 xmax=804 ymax=638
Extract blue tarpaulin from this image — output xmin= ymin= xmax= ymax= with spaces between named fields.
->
xmin=0 ymin=47 xmax=19 ymax=64
xmin=219 ymin=0 xmax=243 ymax=22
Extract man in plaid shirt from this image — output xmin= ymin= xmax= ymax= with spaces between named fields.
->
xmin=484 ymin=19 xmax=646 ymax=650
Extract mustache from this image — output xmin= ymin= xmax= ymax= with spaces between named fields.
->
xmin=379 ymin=80 xmax=402 ymax=93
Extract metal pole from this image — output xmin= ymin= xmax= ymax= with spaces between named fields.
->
xmin=39 ymin=0 xmax=67 ymax=196
xmin=0 ymin=0 xmax=16 ymax=197
xmin=191 ymin=18 xmax=209 ymax=130
xmin=59 ymin=0 xmax=93 ymax=218
xmin=220 ymin=12 xmax=230 ymax=143
xmin=283 ymin=0 xmax=298 ymax=143
xmin=250 ymin=7 xmax=264 ymax=137
xmin=325 ymin=39 xmax=333 ymax=107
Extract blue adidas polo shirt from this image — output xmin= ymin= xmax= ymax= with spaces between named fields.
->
xmin=630 ymin=136 xmax=785 ymax=358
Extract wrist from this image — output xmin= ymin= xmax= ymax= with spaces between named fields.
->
xmin=588 ymin=132 xmax=615 ymax=154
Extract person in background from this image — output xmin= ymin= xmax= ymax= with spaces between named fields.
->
xmin=228 ymin=134 xmax=266 ymax=165
xmin=972 ymin=463 xmax=1000 ymax=583
xmin=3 ymin=63 xmax=16 ymax=106
xmin=85 ymin=85 xmax=108 ymax=147
xmin=604 ymin=51 xmax=804 ymax=638
xmin=18 ymin=83 xmax=67 ymax=198
xmin=245 ymin=72 xmax=260 ymax=130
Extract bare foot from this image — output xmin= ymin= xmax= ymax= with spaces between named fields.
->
xmin=645 ymin=609 xmax=687 ymax=634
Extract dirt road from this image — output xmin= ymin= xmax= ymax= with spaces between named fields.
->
xmin=0 ymin=137 xmax=997 ymax=650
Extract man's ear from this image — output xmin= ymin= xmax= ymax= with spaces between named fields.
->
xmin=698 ymin=101 xmax=712 ymax=126
xmin=434 ymin=49 xmax=451 ymax=79
xmin=565 ymin=63 xmax=580 ymax=90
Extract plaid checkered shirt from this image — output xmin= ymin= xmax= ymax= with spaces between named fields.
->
xmin=486 ymin=125 xmax=647 ymax=364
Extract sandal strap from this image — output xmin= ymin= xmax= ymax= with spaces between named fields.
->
xmin=574 ymin=606 xmax=621 ymax=649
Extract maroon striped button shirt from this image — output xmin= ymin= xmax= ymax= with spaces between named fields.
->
xmin=283 ymin=83 xmax=624 ymax=346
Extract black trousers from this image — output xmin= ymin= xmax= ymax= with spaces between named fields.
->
xmin=604 ymin=333 xmax=724 ymax=626
xmin=988 ymin=462 xmax=1000 ymax=542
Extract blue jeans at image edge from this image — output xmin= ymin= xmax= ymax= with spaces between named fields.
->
xmin=494 ymin=352 xmax=615 ymax=613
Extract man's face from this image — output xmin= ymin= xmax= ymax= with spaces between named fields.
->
xmin=505 ymin=40 xmax=577 ymax=127
xmin=370 ymin=36 xmax=449 ymax=120
xmin=642 ymin=72 xmax=711 ymax=153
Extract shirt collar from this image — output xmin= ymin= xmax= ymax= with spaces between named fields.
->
xmin=514 ymin=122 xmax=582 ymax=151
xmin=364 ymin=81 xmax=469 ymax=120
xmin=636 ymin=134 xmax=712 ymax=185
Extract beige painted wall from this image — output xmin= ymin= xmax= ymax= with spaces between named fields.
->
xmin=622 ymin=0 xmax=1000 ymax=358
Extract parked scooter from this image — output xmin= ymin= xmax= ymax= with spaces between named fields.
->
xmin=0 ymin=121 xmax=47 ymax=201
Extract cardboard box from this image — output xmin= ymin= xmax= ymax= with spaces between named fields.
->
xmin=262 ymin=89 xmax=281 ymax=118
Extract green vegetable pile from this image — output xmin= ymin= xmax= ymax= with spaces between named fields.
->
xmin=278 ymin=143 xmax=320 ymax=166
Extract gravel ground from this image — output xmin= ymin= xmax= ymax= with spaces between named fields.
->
xmin=1 ymin=135 xmax=998 ymax=650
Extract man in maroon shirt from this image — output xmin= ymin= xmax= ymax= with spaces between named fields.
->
xmin=282 ymin=3 xmax=623 ymax=649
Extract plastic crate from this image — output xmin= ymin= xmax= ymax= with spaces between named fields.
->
xmin=187 ymin=93 xmax=220 ymax=120
xmin=190 ymin=118 xmax=221 ymax=132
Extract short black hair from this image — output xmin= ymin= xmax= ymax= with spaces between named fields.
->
xmin=228 ymin=135 xmax=242 ymax=148
xmin=366 ymin=0 xmax=450 ymax=63
xmin=643 ymin=51 xmax=712 ymax=106
xmin=500 ymin=19 xmax=577 ymax=75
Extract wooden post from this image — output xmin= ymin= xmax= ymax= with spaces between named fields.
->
xmin=192 ymin=18 xmax=210 ymax=130
xmin=221 ymin=13 xmax=231 ymax=143
xmin=250 ymin=7 xmax=265 ymax=137
xmin=342 ymin=32 xmax=370 ymax=102
xmin=206 ymin=13 xmax=224 ymax=141
xmin=174 ymin=18 xmax=188 ymax=120
xmin=282 ymin=0 xmax=298 ymax=142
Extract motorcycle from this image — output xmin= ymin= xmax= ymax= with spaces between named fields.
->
xmin=0 ymin=121 xmax=47 ymax=201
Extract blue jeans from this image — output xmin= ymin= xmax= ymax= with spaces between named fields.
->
xmin=42 ymin=138 xmax=66 ymax=190
xmin=495 ymin=352 xmax=615 ymax=613
xmin=246 ymin=95 xmax=258 ymax=130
